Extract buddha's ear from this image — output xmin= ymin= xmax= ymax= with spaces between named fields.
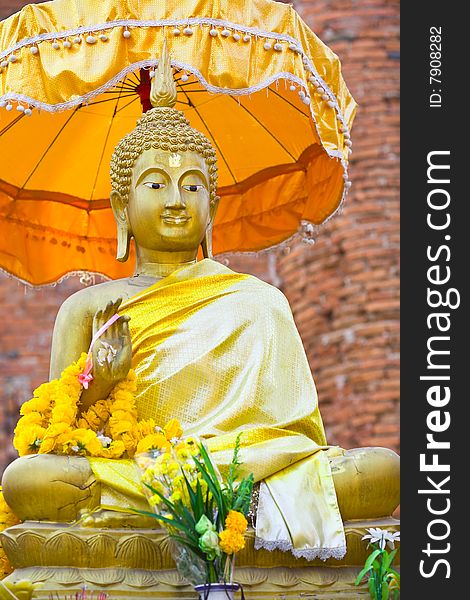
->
xmin=202 ymin=196 xmax=220 ymax=260
xmin=110 ymin=190 xmax=131 ymax=262
xmin=209 ymin=195 xmax=220 ymax=225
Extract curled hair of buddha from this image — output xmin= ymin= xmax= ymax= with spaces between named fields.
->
xmin=110 ymin=40 xmax=218 ymax=204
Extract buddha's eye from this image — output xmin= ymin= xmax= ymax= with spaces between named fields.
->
xmin=144 ymin=182 xmax=166 ymax=190
xmin=183 ymin=185 xmax=204 ymax=192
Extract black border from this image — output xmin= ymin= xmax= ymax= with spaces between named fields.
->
xmin=401 ymin=5 xmax=466 ymax=596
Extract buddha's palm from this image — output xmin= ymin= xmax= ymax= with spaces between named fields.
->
xmin=92 ymin=298 xmax=132 ymax=387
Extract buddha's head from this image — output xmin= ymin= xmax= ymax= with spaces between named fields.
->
xmin=110 ymin=42 xmax=219 ymax=262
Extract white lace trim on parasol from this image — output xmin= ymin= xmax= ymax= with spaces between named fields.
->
xmin=0 ymin=17 xmax=352 ymax=138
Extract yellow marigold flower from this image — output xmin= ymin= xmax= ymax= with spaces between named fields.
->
xmin=70 ymin=429 xmax=103 ymax=456
xmin=109 ymin=409 xmax=133 ymax=422
xmin=38 ymin=437 xmax=56 ymax=454
xmin=44 ymin=423 xmax=71 ymax=438
xmin=13 ymin=425 xmax=46 ymax=456
xmin=56 ymin=431 xmax=75 ymax=447
xmin=51 ymin=406 xmax=76 ymax=424
xmin=136 ymin=418 xmax=157 ymax=437
xmin=163 ymin=419 xmax=183 ymax=441
xmin=16 ymin=412 xmax=44 ymax=427
xmin=218 ymin=529 xmax=245 ymax=554
xmin=32 ymin=381 xmax=54 ymax=398
xmin=225 ymin=510 xmax=248 ymax=534
xmin=77 ymin=416 xmax=99 ymax=431
xmin=119 ymin=432 xmax=138 ymax=456
xmin=109 ymin=400 xmax=136 ymax=413
xmin=101 ymin=440 xmax=126 ymax=459
xmin=112 ymin=389 xmax=137 ymax=405
xmin=136 ymin=434 xmax=171 ymax=455
xmin=20 ymin=394 xmax=51 ymax=415
xmin=109 ymin=418 xmax=134 ymax=436
xmin=93 ymin=400 xmax=110 ymax=420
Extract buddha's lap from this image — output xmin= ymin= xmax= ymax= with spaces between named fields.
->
xmin=1 ymin=447 xmax=399 ymax=523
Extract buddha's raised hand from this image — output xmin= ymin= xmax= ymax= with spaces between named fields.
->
xmin=91 ymin=298 xmax=132 ymax=387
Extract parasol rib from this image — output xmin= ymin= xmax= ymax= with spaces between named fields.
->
xmin=18 ymin=106 xmax=80 ymax=194
xmin=228 ymin=95 xmax=297 ymax=162
xmin=191 ymin=104 xmax=237 ymax=185
xmin=115 ymin=96 xmax=139 ymax=114
xmin=79 ymin=94 xmax=136 ymax=108
xmin=268 ymin=87 xmax=311 ymax=119
xmin=89 ymin=82 xmax=126 ymax=202
xmin=176 ymin=81 xmax=237 ymax=185
xmin=0 ymin=114 xmax=25 ymax=138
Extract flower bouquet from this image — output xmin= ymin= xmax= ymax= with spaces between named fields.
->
xmin=355 ymin=527 xmax=400 ymax=599
xmin=134 ymin=421 xmax=254 ymax=599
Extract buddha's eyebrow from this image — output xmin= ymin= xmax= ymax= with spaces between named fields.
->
xmin=135 ymin=166 xmax=167 ymax=186
xmin=178 ymin=168 xmax=209 ymax=187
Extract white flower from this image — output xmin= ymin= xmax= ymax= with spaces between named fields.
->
xmin=71 ymin=445 xmax=80 ymax=453
xmin=383 ymin=530 xmax=400 ymax=549
xmin=97 ymin=432 xmax=112 ymax=448
xmin=362 ymin=528 xmax=400 ymax=550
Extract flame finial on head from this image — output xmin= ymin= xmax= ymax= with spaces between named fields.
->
xmin=150 ymin=38 xmax=177 ymax=108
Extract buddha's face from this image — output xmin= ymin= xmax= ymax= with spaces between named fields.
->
xmin=126 ymin=148 xmax=212 ymax=252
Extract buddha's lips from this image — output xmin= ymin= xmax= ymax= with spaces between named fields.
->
xmin=161 ymin=214 xmax=191 ymax=224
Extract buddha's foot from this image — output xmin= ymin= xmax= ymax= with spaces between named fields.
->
xmin=328 ymin=446 xmax=400 ymax=520
xmin=77 ymin=508 xmax=157 ymax=529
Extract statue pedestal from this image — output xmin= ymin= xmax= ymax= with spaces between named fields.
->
xmin=1 ymin=518 xmax=399 ymax=599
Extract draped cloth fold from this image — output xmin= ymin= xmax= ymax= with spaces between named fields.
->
xmin=89 ymin=259 xmax=345 ymax=559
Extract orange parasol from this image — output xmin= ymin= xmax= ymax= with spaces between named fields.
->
xmin=0 ymin=0 xmax=356 ymax=285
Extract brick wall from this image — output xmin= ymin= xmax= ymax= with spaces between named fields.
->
xmin=0 ymin=0 xmax=399 ymax=476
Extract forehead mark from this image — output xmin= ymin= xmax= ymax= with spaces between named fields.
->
xmin=169 ymin=153 xmax=182 ymax=168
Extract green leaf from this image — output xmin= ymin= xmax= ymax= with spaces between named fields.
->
xmin=232 ymin=474 xmax=254 ymax=515
xmin=199 ymin=442 xmax=223 ymax=487
xmin=355 ymin=565 xmax=373 ymax=585
xmin=364 ymin=549 xmax=382 ymax=570
xmin=180 ymin=468 xmax=198 ymax=515
xmin=368 ymin=576 xmax=377 ymax=599
xmin=381 ymin=548 xmax=397 ymax=572
xmin=133 ymin=508 xmax=195 ymax=538
xmin=195 ymin=478 xmax=205 ymax=518
xmin=387 ymin=568 xmax=400 ymax=584
xmin=192 ymin=456 xmax=227 ymax=526
xmin=382 ymin=584 xmax=389 ymax=600
xmin=142 ymin=483 xmax=196 ymax=533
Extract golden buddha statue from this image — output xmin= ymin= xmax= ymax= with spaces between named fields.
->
xmin=0 ymin=45 xmax=399 ymax=597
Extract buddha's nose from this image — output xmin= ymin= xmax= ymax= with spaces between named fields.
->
xmin=164 ymin=188 xmax=186 ymax=209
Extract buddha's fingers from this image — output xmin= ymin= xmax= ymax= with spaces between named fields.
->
xmin=119 ymin=316 xmax=131 ymax=342
xmin=92 ymin=309 xmax=103 ymax=335
xmin=103 ymin=298 xmax=121 ymax=323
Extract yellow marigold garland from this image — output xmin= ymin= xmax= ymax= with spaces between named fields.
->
xmin=13 ymin=354 xmax=170 ymax=459
xmin=0 ymin=487 xmax=20 ymax=579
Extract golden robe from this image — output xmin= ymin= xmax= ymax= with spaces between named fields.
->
xmin=90 ymin=259 xmax=345 ymax=560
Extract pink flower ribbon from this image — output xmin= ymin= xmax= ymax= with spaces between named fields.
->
xmin=78 ymin=313 xmax=121 ymax=389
